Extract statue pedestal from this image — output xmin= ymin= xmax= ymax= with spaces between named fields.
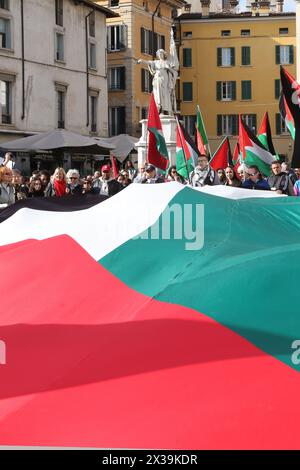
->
xmin=135 ymin=115 xmax=177 ymax=169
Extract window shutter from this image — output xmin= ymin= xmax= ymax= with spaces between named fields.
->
xmin=161 ymin=35 xmax=165 ymax=51
xmin=276 ymin=45 xmax=280 ymax=64
xmin=141 ymin=27 xmax=145 ymax=53
xmin=118 ymin=107 xmax=126 ymax=134
xmin=119 ymin=25 xmax=126 ymax=50
xmin=216 ymin=81 xmax=221 ymax=100
xmin=275 ymin=79 xmax=281 ymax=99
xmin=183 ymin=49 xmax=192 ymax=67
xmin=149 ymin=30 xmax=153 ymax=55
xmin=276 ymin=113 xmax=282 ymax=135
xmin=230 ymin=47 xmax=235 ymax=66
xmin=141 ymin=69 xmax=145 ymax=92
xmin=232 ymin=115 xmax=238 ymax=135
xmin=107 ymin=26 xmax=111 ymax=51
xmin=120 ymin=67 xmax=126 ymax=90
xmin=232 ymin=81 xmax=236 ymax=100
xmin=289 ymin=45 xmax=294 ymax=64
xmin=153 ymin=33 xmax=158 ymax=56
xmin=183 ymin=82 xmax=193 ymax=101
xmin=217 ymin=115 xmax=222 ymax=136
xmin=242 ymin=81 xmax=251 ymax=100
xmin=242 ymin=46 xmax=250 ymax=66
xmin=217 ymin=48 xmax=222 ymax=66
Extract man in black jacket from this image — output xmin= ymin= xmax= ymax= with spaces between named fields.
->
xmin=267 ymin=161 xmax=294 ymax=195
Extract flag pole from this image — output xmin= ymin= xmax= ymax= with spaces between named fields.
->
xmin=175 ymin=114 xmax=191 ymax=184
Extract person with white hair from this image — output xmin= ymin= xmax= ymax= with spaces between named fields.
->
xmin=66 ymin=169 xmax=82 ymax=195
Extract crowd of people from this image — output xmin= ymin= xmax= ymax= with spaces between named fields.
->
xmin=1 ymin=151 xmax=300 ymax=208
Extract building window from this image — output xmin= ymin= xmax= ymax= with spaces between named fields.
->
xmin=109 ymin=67 xmax=126 ymax=90
xmin=275 ymin=79 xmax=281 ymax=99
xmin=216 ymin=81 xmax=236 ymax=101
xmin=141 ymin=107 xmax=148 ymax=119
xmin=217 ymin=47 xmax=235 ymax=67
xmin=55 ymin=0 xmax=63 ymax=27
xmin=241 ymin=80 xmax=252 ymax=100
xmin=217 ymin=115 xmax=238 ymax=136
xmin=89 ymin=42 xmax=96 ymax=69
xmin=143 ymin=1 xmax=149 ymax=12
xmin=107 ymin=25 xmax=127 ymax=52
xmin=183 ymin=115 xmax=196 ymax=137
xmin=0 ymin=17 xmax=11 ymax=49
xmin=110 ymin=0 xmax=119 ymax=6
xmin=89 ymin=11 xmax=95 ymax=38
xmin=279 ymin=28 xmax=289 ymax=35
xmin=242 ymin=114 xmax=256 ymax=132
xmin=183 ymin=31 xmax=192 ymax=38
xmin=183 ymin=82 xmax=193 ymax=102
xmin=276 ymin=45 xmax=294 ymax=65
xmin=90 ymin=95 xmax=98 ymax=133
xmin=141 ymin=27 xmax=165 ymax=56
xmin=57 ymin=90 xmax=65 ymax=128
xmin=141 ymin=69 xmax=152 ymax=93
xmin=55 ymin=32 xmax=64 ymax=61
xmin=0 ymin=1 xmax=9 ymax=10
xmin=109 ymin=106 xmax=126 ymax=136
xmin=183 ymin=48 xmax=192 ymax=67
xmin=221 ymin=30 xmax=231 ymax=37
xmin=0 ymin=79 xmax=12 ymax=124
xmin=241 ymin=29 xmax=250 ymax=36
xmin=276 ymin=113 xmax=289 ymax=135
xmin=241 ymin=46 xmax=251 ymax=66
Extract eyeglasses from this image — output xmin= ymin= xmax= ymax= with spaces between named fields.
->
xmin=248 ymin=172 xmax=258 ymax=177
xmin=70 ymin=177 xmax=78 ymax=180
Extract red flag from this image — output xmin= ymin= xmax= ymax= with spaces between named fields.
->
xmin=195 ymin=125 xmax=206 ymax=155
xmin=210 ymin=137 xmax=232 ymax=171
xmin=111 ymin=155 xmax=118 ymax=178
xmin=147 ymin=94 xmax=169 ymax=171
xmin=233 ymin=142 xmax=242 ymax=179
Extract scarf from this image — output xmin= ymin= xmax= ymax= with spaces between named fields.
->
xmin=53 ymin=179 xmax=66 ymax=197
xmin=192 ymin=166 xmax=212 ymax=187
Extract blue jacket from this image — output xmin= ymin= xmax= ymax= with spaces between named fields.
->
xmin=242 ymin=178 xmax=270 ymax=191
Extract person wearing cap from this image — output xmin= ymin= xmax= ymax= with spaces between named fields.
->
xmin=142 ymin=164 xmax=165 ymax=184
xmin=190 ymin=155 xmax=220 ymax=187
xmin=92 ymin=164 xmax=122 ymax=197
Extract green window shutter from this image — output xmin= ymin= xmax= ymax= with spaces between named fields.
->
xmin=275 ymin=79 xmax=281 ymax=99
xmin=232 ymin=115 xmax=238 ymax=135
xmin=216 ymin=82 xmax=221 ymax=100
xmin=217 ymin=48 xmax=222 ymax=66
xmin=183 ymin=48 xmax=192 ymax=67
xmin=241 ymin=46 xmax=250 ymax=66
xmin=242 ymin=80 xmax=251 ymax=100
xmin=232 ymin=81 xmax=236 ymax=100
xmin=289 ymin=45 xmax=294 ymax=64
xmin=183 ymin=82 xmax=193 ymax=101
xmin=276 ymin=113 xmax=282 ymax=135
xmin=230 ymin=47 xmax=235 ymax=66
xmin=217 ymin=115 xmax=222 ymax=135
xmin=141 ymin=27 xmax=145 ymax=53
xmin=276 ymin=45 xmax=280 ymax=64
xmin=141 ymin=69 xmax=145 ymax=92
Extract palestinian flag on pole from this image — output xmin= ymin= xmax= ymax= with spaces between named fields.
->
xmin=196 ymin=105 xmax=210 ymax=155
xmin=239 ymin=115 xmax=274 ymax=176
xmin=210 ymin=136 xmax=232 ymax=170
xmin=147 ymin=93 xmax=169 ymax=171
xmin=1 ymin=184 xmax=300 ymax=449
xmin=280 ymin=66 xmax=300 ymax=166
xmin=232 ymin=142 xmax=242 ymax=178
xmin=257 ymin=111 xmax=277 ymax=158
xmin=176 ymin=119 xmax=198 ymax=180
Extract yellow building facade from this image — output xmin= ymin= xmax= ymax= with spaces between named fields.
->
xmin=95 ymin=0 xmax=184 ymax=136
xmin=177 ymin=8 xmax=296 ymax=159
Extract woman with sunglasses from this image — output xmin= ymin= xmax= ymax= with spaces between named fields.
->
xmin=167 ymin=165 xmax=185 ymax=184
xmin=66 ymin=169 xmax=82 ymax=195
xmin=0 ymin=166 xmax=15 ymax=207
xmin=28 ymin=178 xmax=45 ymax=198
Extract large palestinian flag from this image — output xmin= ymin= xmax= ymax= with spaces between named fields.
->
xmin=257 ymin=111 xmax=277 ymax=157
xmin=1 ymin=184 xmax=300 ymax=449
xmin=176 ymin=120 xmax=199 ymax=180
xmin=239 ymin=115 xmax=274 ymax=176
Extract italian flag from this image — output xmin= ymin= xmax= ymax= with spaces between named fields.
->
xmin=147 ymin=93 xmax=169 ymax=171
xmin=1 ymin=185 xmax=300 ymax=449
xmin=257 ymin=111 xmax=278 ymax=158
xmin=239 ymin=115 xmax=274 ymax=176
xmin=176 ymin=120 xmax=198 ymax=179
xmin=210 ymin=136 xmax=232 ymax=171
